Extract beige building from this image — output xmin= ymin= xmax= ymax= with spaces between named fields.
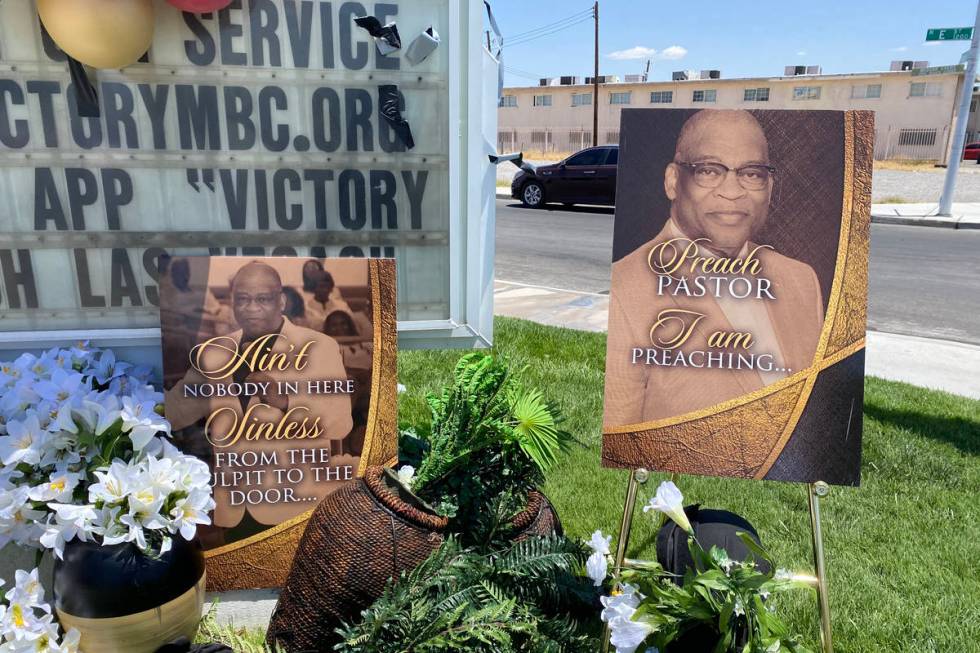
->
xmin=498 ymin=67 xmax=980 ymax=162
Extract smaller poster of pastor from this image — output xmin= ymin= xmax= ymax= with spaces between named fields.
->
xmin=602 ymin=109 xmax=872 ymax=485
xmin=159 ymin=256 xmax=398 ymax=591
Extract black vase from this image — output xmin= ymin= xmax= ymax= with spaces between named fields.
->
xmin=53 ymin=537 xmax=206 ymax=653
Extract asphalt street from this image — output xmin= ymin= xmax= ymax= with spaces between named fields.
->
xmin=494 ymin=199 xmax=980 ymax=346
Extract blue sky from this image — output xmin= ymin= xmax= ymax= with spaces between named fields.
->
xmin=489 ymin=0 xmax=979 ymax=86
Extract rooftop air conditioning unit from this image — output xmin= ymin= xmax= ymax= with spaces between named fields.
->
xmin=539 ymin=78 xmax=552 ymax=86
xmin=806 ymin=65 xmax=821 ymax=75
xmin=672 ymin=70 xmax=689 ymax=81
xmin=701 ymin=69 xmax=721 ymax=79
xmin=624 ymin=74 xmax=647 ymax=83
xmin=785 ymin=65 xmax=808 ymax=76
xmin=912 ymin=60 xmax=929 ymax=69
xmin=559 ymin=76 xmax=580 ymax=85
xmin=890 ymin=60 xmax=914 ymax=72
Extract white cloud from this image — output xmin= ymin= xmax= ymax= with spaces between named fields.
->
xmin=658 ymin=45 xmax=688 ymax=60
xmin=607 ymin=46 xmax=657 ymax=61
xmin=890 ymin=46 xmax=909 ymax=52
xmin=796 ymin=50 xmax=807 ymax=56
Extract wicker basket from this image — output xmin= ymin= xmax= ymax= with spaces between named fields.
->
xmin=267 ymin=467 xmax=562 ymax=652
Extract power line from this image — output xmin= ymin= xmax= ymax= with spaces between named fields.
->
xmin=503 ymin=8 xmax=592 ymax=42
xmin=507 ymin=15 xmax=593 ymax=48
xmin=503 ymin=65 xmax=544 ymax=81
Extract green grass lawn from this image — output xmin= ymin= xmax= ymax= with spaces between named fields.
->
xmin=206 ymin=317 xmax=980 ymax=652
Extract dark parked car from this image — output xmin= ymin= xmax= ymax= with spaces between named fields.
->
xmin=965 ymin=142 xmax=980 ymax=161
xmin=511 ymin=145 xmax=618 ymax=208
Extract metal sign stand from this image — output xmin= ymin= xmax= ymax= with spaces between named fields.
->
xmin=600 ymin=471 xmax=835 ymax=653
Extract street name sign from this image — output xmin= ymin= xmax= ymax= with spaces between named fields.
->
xmin=926 ymin=27 xmax=974 ymax=42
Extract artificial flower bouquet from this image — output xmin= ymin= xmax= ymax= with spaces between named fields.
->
xmin=588 ymin=481 xmax=814 ymax=653
xmin=0 ymin=567 xmax=80 ymax=653
xmin=0 ymin=344 xmax=215 ymax=559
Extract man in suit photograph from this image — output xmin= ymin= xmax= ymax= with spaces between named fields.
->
xmin=604 ymin=109 xmax=825 ymax=427
xmin=165 ymin=261 xmax=354 ymax=529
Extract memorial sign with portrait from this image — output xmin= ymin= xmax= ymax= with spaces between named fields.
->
xmin=160 ymin=256 xmax=397 ymax=590
xmin=602 ymin=109 xmax=872 ymax=485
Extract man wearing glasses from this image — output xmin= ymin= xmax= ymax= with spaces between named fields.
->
xmin=604 ymin=109 xmax=825 ymax=426
xmin=165 ymin=261 xmax=353 ymax=531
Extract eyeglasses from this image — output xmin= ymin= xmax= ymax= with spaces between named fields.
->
xmin=233 ymin=293 xmax=279 ymax=309
xmin=674 ymin=161 xmax=776 ymax=191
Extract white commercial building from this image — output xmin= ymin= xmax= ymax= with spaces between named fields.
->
xmin=498 ymin=62 xmax=980 ymax=162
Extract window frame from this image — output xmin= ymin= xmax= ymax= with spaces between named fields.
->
xmin=532 ymin=94 xmax=553 ymax=107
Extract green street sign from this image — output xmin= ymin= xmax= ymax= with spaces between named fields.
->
xmin=926 ymin=27 xmax=974 ymax=42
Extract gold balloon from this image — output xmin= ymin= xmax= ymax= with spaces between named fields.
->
xmin=36 ymin=0 xmax=155 ymax=69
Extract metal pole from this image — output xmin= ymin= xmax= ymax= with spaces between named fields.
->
xmin=592 ymin=1 xmax=599 ymax=147
xmin=938 ymin=0 xmax=980 ymax=215
xmin=808 ymin=482 xmax=833 ymax=653
xmin=600 ymin=468 xmax=649 ymax=653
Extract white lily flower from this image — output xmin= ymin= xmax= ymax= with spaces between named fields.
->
xmin=0 ymin=417 xmax=47 ymax=467
xmin=87 ymin=461 xmax=134 ymax=505
xmin=642 ymin=481 xmax=692 ymax=534
xmin=169 ymin=489 xmax=213 ymax=541
xmin=600 ymin=583 xmax=643 ymax=623
xmin=586 ymin=551 xmax=608 ymax=587
xmin=11 ymin=569 xmax=44 ymax=608
xmin=588 ymin=530 xmax=612 ymax=556
xmin=608 ymin=612 xmax=655 ymax=653
xmin=39 ymin=504 xmax=97 ymax=560
xmin=27 ymin=471 xmax=80 ymax=503
xmin=120 ymin=397 xmax=170 ymax=451
xmin=396 ymin=465 xmax=415 ymax=489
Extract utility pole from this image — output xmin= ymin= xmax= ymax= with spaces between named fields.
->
xmin=939 ymin=0 xmax=980 ymax=215
xmin=593 ymin=1 xmax=599 ymax=147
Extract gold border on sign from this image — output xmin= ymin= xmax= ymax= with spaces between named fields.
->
xmin=204 ymin=258 xmax=400 ymax=589
xmin=602 ymin=111 xmax=873 ymax=479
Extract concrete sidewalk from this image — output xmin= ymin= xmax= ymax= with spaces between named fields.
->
xmin=495 ymin=191 xmax=980 ymax=229
xmin=494 ymin=279 xmax=980 ymax=401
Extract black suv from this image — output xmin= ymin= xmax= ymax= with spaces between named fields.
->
xmin=511 ymin=145 xmax=618 ymax=208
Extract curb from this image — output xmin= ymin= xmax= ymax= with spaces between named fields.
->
xmin=496 ymin=191 xmax=980 ymax=229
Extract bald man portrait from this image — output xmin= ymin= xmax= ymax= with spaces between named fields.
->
xmin=604 ymin=109 xmax=826 ymax=427
xmin=164 ymin=261 xmax=354 ymax=529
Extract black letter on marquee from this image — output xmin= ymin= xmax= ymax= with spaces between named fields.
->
xmin=219 ymin=0 xmax=248 ymax=66
xmin=339 ymin=170 xmax=366 ymax=230
xmin=224 ymin=86 xmax=256 ymax=150
xmin=312 ymin=87 xmax=341 ymax=152
xmin=183 ymin=13 xmax=216 ymax=65
xmin=110 ymin=249 xmax=142 ymax=307
xmin=26 ymin=81 xmax=61 ymax=148
xmin=65 ymin=168 xmax=98 ymax=230
xmin=258 ymin=87 xmax=289 ymax=152
xmin=319 ymin=1 xmax=336 ymax=69
xmin=274 ymin=169 xmax=303 ymax=230
xmin=369 ymin=170 xmax=397 ymax=229
xmin=304 ymin=169 xmax=334 ymax=229
xmin=0 ymin=80 xmax=29 ymax=149
xmin=402 ymin=170 xmax=428 ymax=230
xmin=344 ymin=88 xmax=373 ymax=152
xmin=73 ymin=250 xmax=107 ymax=308
xmin=0 ymin=250 xmax=39 ymax=309
xmin=284 ymin=0 xmax=314 ymax=68
xmin=67 ymin=85 xmax=103 ymax=149
xmin=220 ymin=169 xmax=250 ymax=229
xmin=374 ymin=3 xmax=399 ymax=71
xmin=339 ymin=3 xmax=368 ymax=70
xmin=101 ymin=83 xmax=139 ymax=149
xmin=102 ymin=169 xmax=133 ymax=230
xmin=250 ymin=0 xmax=282 ymax=67
xmin=143 ymin=247 xmax=167 ymax=307
xmin=176 ymin=85 xmax=222 ymax=150
xmin=138 ymin=84 xmax=171 ymax=150
xmin=34 ymin=168 xmax=69 ymax=231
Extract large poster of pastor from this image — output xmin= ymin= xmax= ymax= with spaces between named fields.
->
xmin=160 ymin=256 xmax=397 ymax=590
xmin=602 ymin=109 xmax=872 ymax=485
